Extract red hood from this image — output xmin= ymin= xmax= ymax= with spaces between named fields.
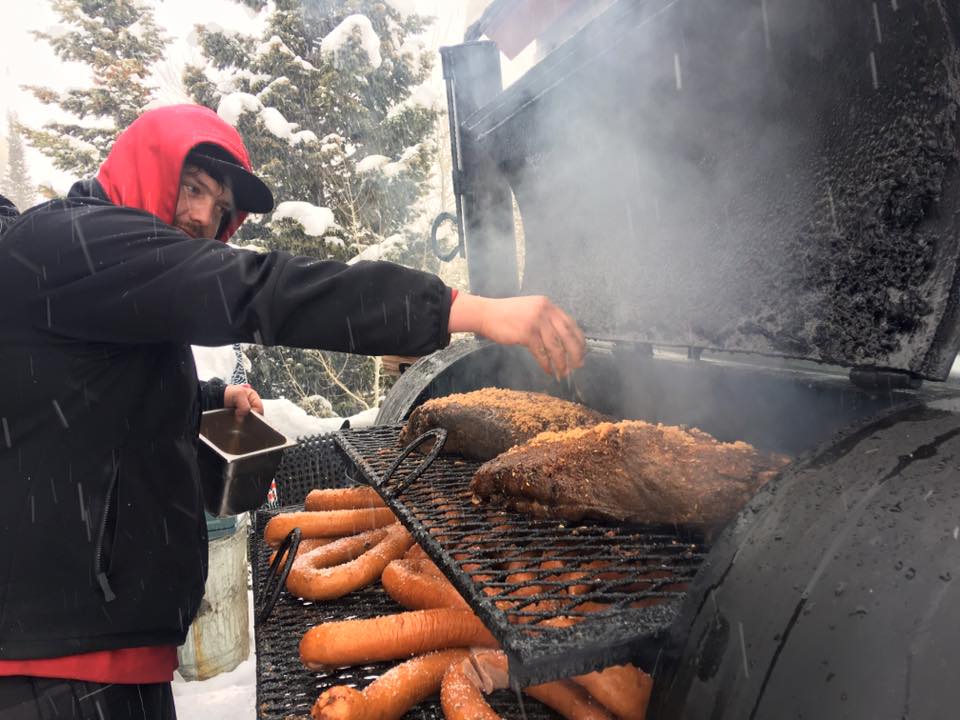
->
xmin=97 ymin=104 xmax=253 ymax=242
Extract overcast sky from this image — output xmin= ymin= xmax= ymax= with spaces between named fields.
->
xmin=0 ymin=0 xmax=470 ymax=194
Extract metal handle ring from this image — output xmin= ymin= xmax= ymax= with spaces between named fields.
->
xmin=256 ymin=526 xmax=301 ymax=624
xmin=431 ymin=212 xmax=463 ymax=262
xmin=381 ymin=428 xmax=447 ymax=497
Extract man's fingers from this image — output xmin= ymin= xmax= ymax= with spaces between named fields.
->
xmin=548 ymin=312 xmax=583 ymax=374
xmin=234 ymin=393 xmax=251 ymax=417
xmin=528 ymin=338 xmax=553 ymax=375
xmin=561 ymin=314 xmax=586 ymax=368
xmin=539 ymin=324 xmax=569 ymax=379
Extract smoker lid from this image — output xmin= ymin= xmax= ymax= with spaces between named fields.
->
xmin=462 ymin=0 xmax=960 ymax=380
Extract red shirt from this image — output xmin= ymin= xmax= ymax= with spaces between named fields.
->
xmin=0 ymin=646 xmax=178 ymax=684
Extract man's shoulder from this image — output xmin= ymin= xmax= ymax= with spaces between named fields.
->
xmin=11 ymin=195 xmax=176 ymax=244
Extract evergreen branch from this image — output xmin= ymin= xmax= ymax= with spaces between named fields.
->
xmin=310 ymin=349 xmax=372 ymax=410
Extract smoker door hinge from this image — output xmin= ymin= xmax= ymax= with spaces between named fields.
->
xmin=849 ymin=367 xmax=923 ymax=391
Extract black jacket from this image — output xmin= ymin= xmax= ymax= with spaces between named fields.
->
xmin=0 ymin=195 xmax=19 ymax=236
xmin=0 ymin=180 xmax=452 ymax=659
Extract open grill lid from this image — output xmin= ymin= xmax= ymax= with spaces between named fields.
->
xmin=460 ymin=0 xmax=960 ymax=380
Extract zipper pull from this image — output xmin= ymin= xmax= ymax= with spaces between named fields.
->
xmin=97 ymin=571 xmax=116 ymax=603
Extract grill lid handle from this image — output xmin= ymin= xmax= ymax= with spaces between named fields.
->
xmin=381 ymin=428 xmax=447 ymax=498
xmin=256 ymin=526 xmax=301 ymax=624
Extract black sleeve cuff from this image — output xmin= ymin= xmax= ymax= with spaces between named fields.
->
xmin=199 ymin=378 xmax=227 ymax=411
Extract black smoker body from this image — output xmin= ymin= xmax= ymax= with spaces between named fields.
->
xmin=380 ymin=1 xmax=960 ymax=717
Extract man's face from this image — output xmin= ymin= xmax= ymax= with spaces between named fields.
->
xmin=174 ymin=165 xmax=236 ymax=239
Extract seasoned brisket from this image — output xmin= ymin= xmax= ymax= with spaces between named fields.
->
xmin=399 ymin=388 xmax=608 ymax=462
xmin=470 ymin=421 xmax=790 ymax=527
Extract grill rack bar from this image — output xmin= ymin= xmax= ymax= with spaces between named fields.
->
xmin=334 ymin=425 xmax=707 ymax=687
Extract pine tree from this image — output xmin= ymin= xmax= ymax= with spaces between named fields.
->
xmin=185 ymin=0 xmax=441 ymax=415
xmin=20 ymin=0 xmax=168 ymax=178
xmin=2 ymin=112 xmax=37 ymax=211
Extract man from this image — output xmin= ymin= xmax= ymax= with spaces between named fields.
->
xmin=0 ymin=195 xmax=18 ymax=235
xmin=0 ymin=104 xmax=584 ymax=718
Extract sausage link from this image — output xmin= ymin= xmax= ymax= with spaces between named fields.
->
xmin=304 ymin=486 xmax=386 ymax=512
xmin=264 ymin=507 xmax=396 ymax=547
xmin=441 ymin=650 xmax=614 ymax=720
xmin=441 ymin=655 xmax=502 ymax=720
xmin=269 ymin=537 xmax=335 ymax=567
xmin=572 ymin=664 xmax=653 ymax=720
xmin=381 ymin=558 xmax=469 ymax=611
xmin=299 ymin=608 xmax=499 ymax=670
xmin=312 ymin=649 xmax=471 ymax=720
xmin=286 ymin=525 xmax=409 ymax=601
xmin=526 ymin=680 xmax=613 ymax=720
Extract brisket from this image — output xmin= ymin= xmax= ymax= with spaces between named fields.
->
xmin=399 ymin=388 xmax=608 ymax=462
xmin=470 ymin=421 xmax=790 ymax=527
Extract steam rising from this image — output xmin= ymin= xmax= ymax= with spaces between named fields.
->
xmin=464 ymin=0 xmax=960 ymax=380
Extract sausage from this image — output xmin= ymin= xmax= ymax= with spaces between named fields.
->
xmin=380 ymin=558 xmax=470 ymax=611
xmin=537 ymin=601 xmax=612 ymax=629
xmin=286 ymin=524 xmax=410 ymax=601
xmin=441 ymin=655 xmax=503 ymax=720
xmin=311 ymin=649 xmax=471 ymax=720
xmin=263 ymin=507 xmax=396 ymax=547
xmin=304 ymin=486 xmax=386 ymax=512
xmin=299 ymin=608 xmax=499 ymax=670
xmin=483 ymin=561 xmax=569 ymax=623
xmin=526 ymin=679 xmax=613 ymax=720
xmin=441 ymin=649 xmax=613 ymax=720
xmin=571 ymin=664 xmax=653 ymax=720
xmin=269 ymin=537 xmax=334 ymax=567
xmin=403 ymin=544 xmax=428 ymax=560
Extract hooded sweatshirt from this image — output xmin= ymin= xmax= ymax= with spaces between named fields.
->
xmin=0 ymin=104 xmax=452 ymax=661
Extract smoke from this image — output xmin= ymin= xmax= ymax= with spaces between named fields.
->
xmin=465 ymin=0 xmax=960 ymax=381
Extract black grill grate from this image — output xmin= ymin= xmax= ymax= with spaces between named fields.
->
xmin=272 ymin=433 xmax=347 ymax=506
xmin=335 ymin=425 xmax=707 ymax=687
xmin=251 ymin=463 xmax=560 ymax=718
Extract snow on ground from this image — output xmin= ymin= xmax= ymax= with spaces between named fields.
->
xmin=192 ymin=344 xmax=380 ymax=437
xmin=261 ymin=398 xmax=378 ymax=439
xmin=172 ymin=590 xmax=256 ymax=720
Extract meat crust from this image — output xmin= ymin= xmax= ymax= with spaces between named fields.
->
xmin=470 ymin=421 xmax=790 ymax=527
xmin=399 ymin=388 xmax=607 ymax=462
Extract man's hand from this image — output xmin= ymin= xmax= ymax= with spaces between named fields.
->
xmin=448 ymin=293 xmax=586 ymax=378
xmin=224 ymin=383 xmax=264 ymax=417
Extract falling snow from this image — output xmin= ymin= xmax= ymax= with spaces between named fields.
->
xmin=761 ymin=0 xmax=771 ymax=51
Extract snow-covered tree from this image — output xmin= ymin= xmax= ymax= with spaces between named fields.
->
xmin=185 ymin=0 xmax=441 ymax=414
xmin=2 ymin=113 xmax=37 ymax=211
xmin=20 ymin=0 xmax=168 ymax=178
